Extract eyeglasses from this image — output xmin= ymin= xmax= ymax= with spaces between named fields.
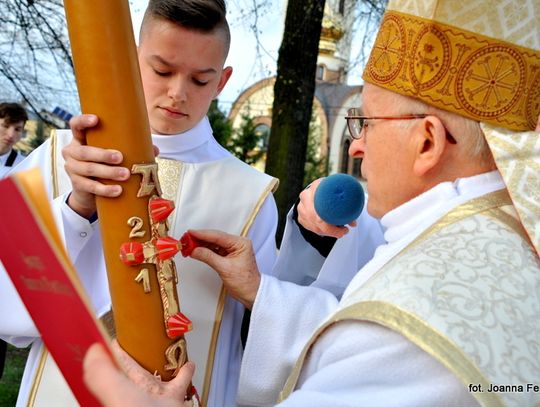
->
xmin=345 ymin=108 xmax=457 ymax=144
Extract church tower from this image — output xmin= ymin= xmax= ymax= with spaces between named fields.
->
xmin=316 ymin=0 xmax=357 ymax=84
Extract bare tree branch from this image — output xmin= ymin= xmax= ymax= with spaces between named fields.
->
xmin=0 ymin=0 xmax=78 ymax=118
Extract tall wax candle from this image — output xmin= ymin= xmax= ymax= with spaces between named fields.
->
xmin=63 ymin=0 xmax=190 ymax=382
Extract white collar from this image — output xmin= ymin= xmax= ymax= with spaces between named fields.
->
xmin=381 ymin=171 xmax=505 ymax=244
xmin=151 ymin=116 xmax=213 ymax=156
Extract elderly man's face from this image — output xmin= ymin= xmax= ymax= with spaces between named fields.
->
xmin=349 ymin=84 xmax=420 ymax=218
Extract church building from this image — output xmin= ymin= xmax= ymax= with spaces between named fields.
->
xmin=228 ymin=0 xmax=364 ymax=179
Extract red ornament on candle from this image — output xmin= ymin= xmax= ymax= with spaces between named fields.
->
xmin=119 ymin=242 xmax=145 ymax=266
xmin=166 ymin=312 xmax=193 ymax=338
xmin=155 ymin=237 xmax=181 ymax=260
xmin=149 ymin=197 xmax=175 ymax=223
xmin=179 ymin=232 xmax=201 ymax=257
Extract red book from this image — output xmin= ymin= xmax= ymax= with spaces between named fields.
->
xmin=0 ymin=169 xmax=112 ymax=407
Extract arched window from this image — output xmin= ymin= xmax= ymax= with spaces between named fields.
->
xmin=352 ymin=158 xmax=362 ymax=177
xmin=340 ymin=138 xmax=350 ymax=173
xmin=255 ymin=123 xmax=271 ymax=151
xmin=340 ymin=132 xmax=364 ymax=179
xmin=338 ymin=0 xmax=346 ymax=14
xmin=316 ymin=65 xmax=325 ymax=80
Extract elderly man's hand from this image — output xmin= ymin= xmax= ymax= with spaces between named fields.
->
xmin=62 ymin=114 xmax=130 ymax=219
xmin=83 ymin=342 xmax=195 ymax=407
xmin=297 ymin=178 xmax=357 ymax=238
xmin=188 ymin=230 xmax=261 ymax=310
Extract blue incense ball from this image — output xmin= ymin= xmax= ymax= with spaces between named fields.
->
xmin=314 ymin=174 xmax=364 ymax=226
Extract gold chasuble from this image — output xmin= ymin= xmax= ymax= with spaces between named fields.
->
xmin=282 ymin=0 xmax=540 ymax=405
xmin=282 ymin=191 xmax=540 ymax=407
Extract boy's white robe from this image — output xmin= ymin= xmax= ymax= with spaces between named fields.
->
xmin=0 ymin=117 xmax=278 ymax=407
xmin=0 ymin=149 xmax=26 ymax=178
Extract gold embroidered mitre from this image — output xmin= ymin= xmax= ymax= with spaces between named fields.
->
xmin=363 ymin=0 xmax=540 ymax=257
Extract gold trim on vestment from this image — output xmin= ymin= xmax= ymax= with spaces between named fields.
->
xmin=50 ymin=130 xmax=60 ymax=199
xmin=402 ymin=189 xmax=511 ymax=254
xmin=99 ymin=309 xmax=117 ymax=338
xmin=484 ymin=206 xmax=531 ymax=243
xmin=482 ymin=123 xmax=540 ymax=259
xmin=363 ymin=10 xmax=540 ymax=131
xmin=155 ymin=157 xmax=184 ymax=204
xmin=240 ymin=177 xmax=279 ymax=237
xmin=26 ymin=347 xmax=48 ymax=407
xmin=202 ymin=173 xmax=278 ymax=405
xmin=28 ymin=131 xmax=62 ymax=406
xmin=201 ymin=287 xmax=226 ymax=405
xmin=280 ymin=301 xmax=504 ymax=407
xmin=280 ymin=190 xmax=519 ymax=405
